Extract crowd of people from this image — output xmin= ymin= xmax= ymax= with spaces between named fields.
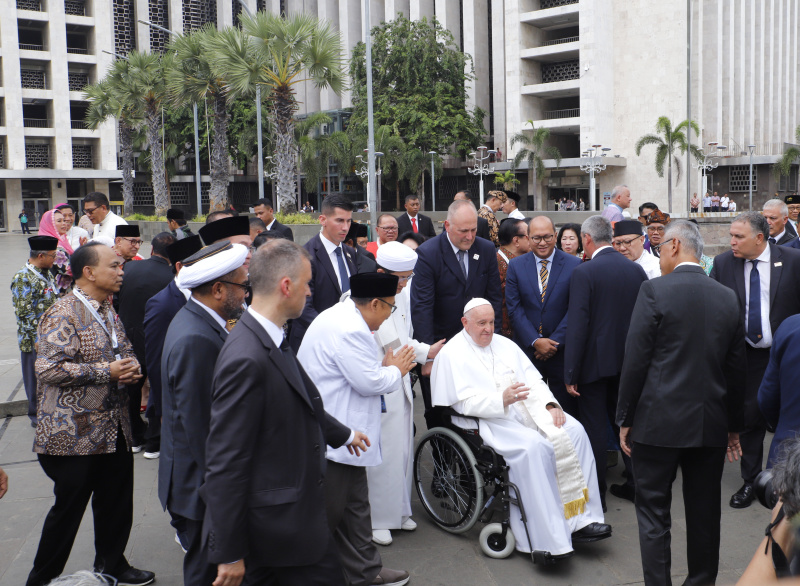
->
xmin=7 ymin=185 xmax=800 ymax=586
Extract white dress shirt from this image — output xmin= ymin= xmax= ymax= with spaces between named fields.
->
xmin=92 ymin=210 xmax=128 ymax=240
xmin=591 ymin=245 xmax=613 ymax=259
xmin=771 ymin=229 xmax=786 ymax=243
xmin=66 ymin=226 xmax=89 ymax=250
xmin=319 ymin=231 xmax=352 ymax=292
xmin=744 ymin=246 xmax=773 ymax=348
xmin=635 ymin=249 xmax=662 ymax=279
xmin=190 ymin=296 xmax=228 ymax=332
xmin=266 ymin=218 xmax=277 ymax=231
xmin=533 ymin=249 xmax=556 ymax=294
xmin=508 ymin=208 xmax=525 ymax=220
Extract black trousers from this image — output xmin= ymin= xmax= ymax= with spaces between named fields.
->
xmin=26 ymin=433 xmax=133 ymax=586
xmin=577 ymin=376 xmax=633 ymax=501
xmin=127 ymin=378 xmax=147 ymax=446
xmin=632 ymin=443 xmax=726 ymax=586
xmin=170 ymin=515 xmax=217 ymax=586
xmin=243 ymin=533 xmax=344 ymax=586
xmin=420 ymin=375 xmax=445 ymax=430
xmin=741 ymin=345 xmax=771 ymax=484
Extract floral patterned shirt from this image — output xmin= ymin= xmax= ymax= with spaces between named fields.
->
xmin=11 ymin=263 xmax=59 ymax=353
xmin=478 ymin=206 xmax=501 ymax=247
xmin=33 ymin=287 xmax=137 ymax=456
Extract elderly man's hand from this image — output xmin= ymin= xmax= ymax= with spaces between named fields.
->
xmin=503 ymin=382 xmax=529 ymax=407
xmin=213 ymin=560 xmax=245 ymax=586
xmin=547 ymin=404 xmax=565 ymax=428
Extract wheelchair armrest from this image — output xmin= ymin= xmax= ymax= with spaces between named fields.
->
xmin=440 ymin=406 xmax=481 ymax=427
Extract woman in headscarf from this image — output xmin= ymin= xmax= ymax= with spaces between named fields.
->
xmin=37 ymin=209 xmax=74 ymax=294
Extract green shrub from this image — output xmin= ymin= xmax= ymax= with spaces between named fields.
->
xmin=275 ymin=212 xmax=318 ymax=225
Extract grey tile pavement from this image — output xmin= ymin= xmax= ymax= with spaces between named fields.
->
xmin=0 ymin=232 xmax=771 ymax=585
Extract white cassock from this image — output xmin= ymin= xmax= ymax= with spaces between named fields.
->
xmin=635 ymin=249 xmax=661 ymax=279
xmin=365 ymin=287 xmax=429 ymax=530
xmin=431 ymin=331 xmax=604 ymax=556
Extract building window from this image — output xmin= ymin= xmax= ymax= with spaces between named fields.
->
xmin=64 ymin=0 xmax=86 ymax=16
xmin=729 ymin=165 xmax=757 ymax=192
xmin=113 ymin=0 xmax=136 ymax=55
xmin=790 ymin=167 xmax=799 ymax=192
xmin=149 ymin=0 xmax=170 ymax=54
xmin=68 ymin=71 xmax=90 ymax=92
xmin=541 ymin=60 xmax=580 ymax=84
xmin=72 ymin=144 xmax=94 ymax=168
xmin=17 ymin=0 xmax=43 ymax=11
xmin=0 ymin=140 xmax=5 ymax=169
xmin=169 ymin=183 xmax=190 ymax=205
xmin=540 ymin=0 xmax=578 ymax=8
xmin=183 ymin=0 xmax=216 ymax=34
xmin=25 ymin=143 xmax=51 ymax=168
xmin=20 ymin=69 xmax=46 ymax=89
xmin=133 ymin=183 xmax=155 ymax=206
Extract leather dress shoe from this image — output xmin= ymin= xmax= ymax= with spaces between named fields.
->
xmin=730 ymin=483 xmax=756 ymax=509
xmin=609 ymin=483 xmax=635 ymax=503
xmin=571 ymin=522 xmax=612 ymax=543
xmin=109 ymin=567 xmax=155 ymax=585
xmin=371 ymin=567 xmax=410 ymax=586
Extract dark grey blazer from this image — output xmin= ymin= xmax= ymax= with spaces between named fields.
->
xmin=617 ymin=265 xmax=746 ymax=447
xmin=396 ymin=212 xmax=437 ymax=238
xmin=159 ymin=298 xmax=228 ymax=521
xmin=269 ymin=219 xmax=294 ymax=241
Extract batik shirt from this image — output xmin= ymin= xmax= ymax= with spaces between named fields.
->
xmin=478 ymin=206 xmax=500 ymax=247
xmin=33 ymin=287 xmax=137 ymax=456
xmin=11 ymin=263 xmax=59 ymax=353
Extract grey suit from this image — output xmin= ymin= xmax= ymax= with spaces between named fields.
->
xmin=160 ymin=298 xmax=228 ymax=585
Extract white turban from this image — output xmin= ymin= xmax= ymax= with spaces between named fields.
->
xmin=177 ymin=242 xmax=248 ymax=289
xmin=376 ymin=241 xmax=418 ymax=272
xmin=463 ymin=297 xmax=491 ymax=315
xmin=89 ymin=235 xmax=115 ymax=248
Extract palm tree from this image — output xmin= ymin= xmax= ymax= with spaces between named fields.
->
xmin=635 ymin=117 xmax=703 ymax=213
xmin=84 ymin=76 xmax=138 ymax=216
xmin=211 ymin=12 xmax=345 ymax=213
xmin=775 ymin=125 xmax=800 ymax=178
xmin=493 ymin=170 xmax=520 ymax=191
xmin=167 ymin=25 xmax=232 ymax=212
xmin=296 ymin=112 xmax=333 ymax=206
xmin=510 ymin=123 xmax=561 ymax=209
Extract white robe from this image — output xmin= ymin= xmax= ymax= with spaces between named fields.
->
xmin=431 ymin=331 xmax=604 ymax=555
xmin=365 ymin=287 xmax=429 ymax=530
xmin=635 ymin=249 xmax=662 ymax=280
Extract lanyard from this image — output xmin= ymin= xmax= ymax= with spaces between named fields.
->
xmin=73 ymin=289 xmax=122 ymax=360
xmin=25 ymin=263 xmax=57 ymax=294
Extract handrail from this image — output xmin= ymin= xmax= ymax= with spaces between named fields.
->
xmin=543 ymin=36 xmax=579 ymax=46
xmin=543 ymin=108 xmax=580 ymax=120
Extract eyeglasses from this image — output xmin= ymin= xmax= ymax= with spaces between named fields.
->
xmin=219 ymin=280 xmax=251 ymax=291
xmin=646 ymin=226 xmax=666 ymax=234
xmin=612 ymin=236 xmax=641 ymax=248
xmin=516 ymin=233 xmax=529 ymax=239
xmin=377 ymin=298 xmax=398 ymax=314
xmin=378 ymin=226 xmax=398 ymax=232
xmin=392 ymin=272 xmax=414 ymax=283
xmin=83 ymin=206 xmax=98 ymax=215
xmin=654 ymin=238 xmax=675 ymax=250
xmin=120 ymin=238 xmax=142 ymax=246
xmin=530 ymin=234 xmax=555 ymax=243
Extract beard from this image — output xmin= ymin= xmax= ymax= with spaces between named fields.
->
xmin=221 ymin=290 xmax=245 ymax=322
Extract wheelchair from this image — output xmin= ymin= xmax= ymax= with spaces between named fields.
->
xmin=413 ymin=408 xmax=570 ymax=565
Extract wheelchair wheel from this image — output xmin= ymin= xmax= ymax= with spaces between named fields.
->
xmin=414 ymin=427 xmax=484 ymax=534
xmin=479 ymin=523 xmax=516 ymax=559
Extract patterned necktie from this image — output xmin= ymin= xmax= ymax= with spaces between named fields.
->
xmin=412 ymin=217 xmax=418 ymax=233
xmin=334 ymin=247 xmax=350 ymax=293
xmin=747 ymin=259 xmax=763 ymax=345
xmin=538 ymin=259 xmax=549 ymax=334
xmin=457 ymin=250 xmax=467 ymax=279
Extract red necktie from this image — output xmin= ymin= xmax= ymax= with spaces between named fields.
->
xmin=412 ymin=218 xmax=418 ymax=233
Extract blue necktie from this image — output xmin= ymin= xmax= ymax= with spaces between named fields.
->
xmin=334 ymin=247 xmax=350 ymax=293
xmin=457 ymin=250 xmax=467 ymax=279
xmin=747 ymin=260 xmax=763 ymax=345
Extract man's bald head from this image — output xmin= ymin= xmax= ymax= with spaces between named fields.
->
xmin=529 ymin=215 xmax=555 ymax=232
xmin=445 ymin=200 xmax=478 ymax=251
xmin=453 ymin=191 xmax=470 ymax=202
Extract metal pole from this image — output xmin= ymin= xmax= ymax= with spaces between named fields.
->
xmin=589 ymin=168 xmax=596 ymax=212
xmin=364 ymin=0 xmax=377 ymax=230
xmin=256 ymin=85 xmax=265 ymax=204
xmin=687 ymin=0 xmax=692 ymax=212
xmin=430 ymin=152 xmax=436 ymax=212
xmin=749 ymin=150 xmax=754 ymax=211
xmin=193 ymin=103 xmax=202 ymax=214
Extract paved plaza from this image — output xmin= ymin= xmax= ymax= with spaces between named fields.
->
xmin=0 ymin=232 xmax=772 ymax=585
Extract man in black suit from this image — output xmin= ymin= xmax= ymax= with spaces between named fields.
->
xmin=762 ymin=199 xmax=799 ymax=246
xmin=618 ymin=220 xmax=746 ymax=586
xmin=202 ymin=240 xmax=368 ymax=586
xmin=118 ymin=232 xmax=176 ymax=451
xmin=252 ymin=197 xmax=294 ymax=241
xmin=160 ymin=241 xmax=249 ymax=586
xmin=411 ymin=199 xmax=502 ymax=429
xmin=506 ymin=216 xmax=582 ymax=416
xmin=564 ymin=215 xmax=648 ymax=509
xmin=142 ymin=235 xmax=203 ymax=459
xmin=454 ymin=191 xmax=491 ymax=241
xmin=345 ymin=221 xmax=378 ymax=273
xmin=710 ymin=211 xmax=800 ymax=508
xmin=396 ymin=194 xmax=437 ymax=238
xmin=288 ymin=195 xmax=358 ymax=351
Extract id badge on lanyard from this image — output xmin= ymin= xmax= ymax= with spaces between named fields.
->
xmin=73 ymin=290 xmax=122 ymax=360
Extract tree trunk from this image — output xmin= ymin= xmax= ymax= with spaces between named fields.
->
xmin=147 ymin=105 xmax=169 ymax=216
xmin=119 ymin=121 xmax=135 ymax=217
xmin=532 ymin=164 xmax=538 ymax=212
xmin=209 ymin=94 xmax=230 ymax=212
xmin=667 ymin=161 xmax=673 ymax=213
xmin=273 ymin=88 xmax=298 ymax=213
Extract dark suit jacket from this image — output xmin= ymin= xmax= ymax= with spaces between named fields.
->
xmin=564 ymin=247 xmax=648 ymax=385
xmin=269 ymin=219 xmax=294 ymax=241
xmin=201 ymin=310 xmax=350 ymax=567
xmin=396 ymin=212 xmax=437 ymax=239
xmin=758 ymin=314 xmax=800 ymax=465
xmin=477 ymin=216 xmax=491 ymax=241
xmin=118 ymin=255 xmax=174 ymax=365
xmin=617 ymin=265 xmax=746 ymax=447
xmin=159 ymin=298 xmax=228 ymax=520
xmin=143 ymin=280 xmax=188 ymax=419
xmin=709 ymin=243 xmax=800 ymax=338
xmin=776 ymin=230 xmax=798 ymax=246
xmin=785 ymin=220 xmax=798 ymax=238
xmin=354 ymin=244 xmax=377 ymax=272
xmin=288 ymin=234 xmax=358 ymax=350
xmin=411 ymin=232 xmax=502 ymax=344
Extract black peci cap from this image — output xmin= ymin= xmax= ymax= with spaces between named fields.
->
xmin=166 ymin=235 xmax=203 ymax=265
xmin=198 ymin=216 xmax=250 ymax=245
xmin=350 ymin=272 xmax=399 ymax=298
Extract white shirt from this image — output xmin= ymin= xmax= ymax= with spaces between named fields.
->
xmin=592 ymin=245 xmax=613 ymax=259
xmin=728 ymin=201 xmax=737 ymax=212
xmin=635 ymin=249 xmax=662 ymax=279
xmin=266 ymin=218 xmax=276 ymax=231
xmin=319 ymin=230 xmax=352 ymax=292
xmin=743 ymin=246 xmax=773 ymax=349
xmin=447 ymin=233 xmax=468 ymax=278
xmin=771 ymin=229 xmax=786 ymax=244
xmin=508 ymin=208 xmax=525 ymax=220
xmin=533 ymin=249 xmax=556 ymax=294
xmin=190 ymin=296 xmax=228 ymax=332
xmin=721 ymin=196 xmax=730 ymax=207
xmin=66 ymin=226 xmax=89 ymax=250
xmin=92 ymin=210 xmax=128 ymax=240
xmin=676 ymin=261 xmax=703 ymax=269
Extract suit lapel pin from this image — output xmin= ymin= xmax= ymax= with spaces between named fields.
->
xmin=775 ymin=262 xmax=782 ymax=267
xmin=473 ymin=254 xmax=479 ymax=260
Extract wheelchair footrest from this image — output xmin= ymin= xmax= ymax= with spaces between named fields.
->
xmin=531 ymin=550 xmax=573 ymax=565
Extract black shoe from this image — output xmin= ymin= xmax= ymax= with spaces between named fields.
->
xmin=572 ymin=522 xmax=612 ymax=543
xmin=112 ymin=567 xmax=155 ymax=585
xmin=730 ymin=483 xmax=755 ymax=509
xmin=609 ymin=483 xmax=635 ymax=503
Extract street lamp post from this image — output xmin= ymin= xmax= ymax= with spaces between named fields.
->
xmin=375 ymin=152 xmax=384 ymax=212
xmin=748 ymin=144 xmax=756 ymax=211
xmin=139 ymin=19 xmax=203 ymax=215
xmin=692 ymin=142 xmax=726 ymax=199
xmin=580 ymin=145 xmax=610 ymax=212
xmin=364 ymin=0 xmax=378 ymax=236
xmin=468 ymin=146 xmax=497 ymax=207
xmin=428 ymin=151 xmax=437 ymax=212
xmin=264 ymin=155 xmax=278 ymax=203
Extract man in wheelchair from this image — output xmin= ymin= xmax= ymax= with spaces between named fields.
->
xmin=430 ymin=298 xmax=611 ymax=558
